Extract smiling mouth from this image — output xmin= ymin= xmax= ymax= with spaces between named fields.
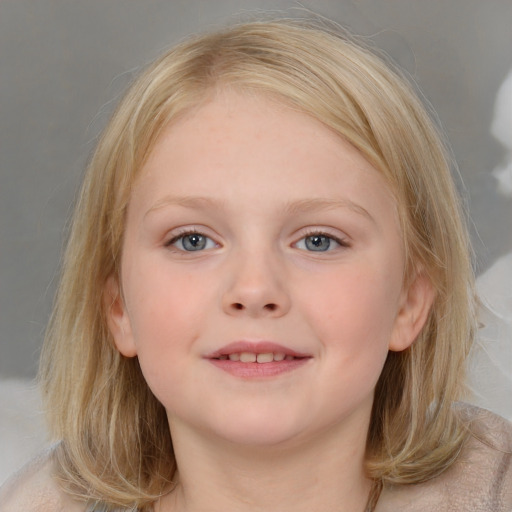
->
xmin=206 ymin=342 xmax=311 ymax=377
xmin=214 ymin=352 xmax=301 ymax=363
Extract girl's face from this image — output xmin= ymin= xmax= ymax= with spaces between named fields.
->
xmin=107 ymin=91 xmax=432 ymax=448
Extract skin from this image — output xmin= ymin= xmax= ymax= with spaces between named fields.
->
xmin=106 ymin=90 xmax=434 ymax=512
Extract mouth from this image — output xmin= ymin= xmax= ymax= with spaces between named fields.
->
xmin=215 ymin=352 xmax=299 ymax=363
xmin=205 ymin=341 xmax=312 ymax=378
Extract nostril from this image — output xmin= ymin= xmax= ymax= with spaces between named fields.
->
xmin=231 ymin=302 xmax=278 ymax=312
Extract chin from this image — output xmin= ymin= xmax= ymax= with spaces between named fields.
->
xmin=217 ymin=426 xmax=304 ymax=449
xmin=203 ymin=407 xmax=313 ymax=449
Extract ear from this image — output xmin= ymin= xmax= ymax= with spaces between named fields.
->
xmin=104 ymin=276 xmax=137 ymax=357
xmin=389 ymin=272 xmax=435 ymax=352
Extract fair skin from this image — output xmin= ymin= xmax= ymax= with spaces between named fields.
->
xmin=106 ymin=90 xmax=433 ymax=512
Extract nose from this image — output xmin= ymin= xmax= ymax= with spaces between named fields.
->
xmin=222 ymin=252 xmax=291 ymax=318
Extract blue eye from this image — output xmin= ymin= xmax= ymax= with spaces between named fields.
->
xmin=295 ymin=234 xmax=344 ymax=252
xmin=169 ymin=232 xmax=216 ymax=251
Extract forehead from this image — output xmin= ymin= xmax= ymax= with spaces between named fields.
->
xmin=129 ymin=90 xmax=398 ymax=225
xmin=144 ymin=92 xmax=378 ymax=178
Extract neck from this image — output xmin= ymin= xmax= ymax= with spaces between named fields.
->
xmin=157 ymin=415 xmax=373 ymax=512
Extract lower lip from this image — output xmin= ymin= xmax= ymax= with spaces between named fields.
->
xmin=208 ymin=358 xmax=311 ymax=378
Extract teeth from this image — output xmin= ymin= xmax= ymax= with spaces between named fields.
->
xmin=256 ymin=353 xmax=273 ymax=363
xmin=221 ymin=352 xmax=296 ymax=363
xmin=240 ymin=352 xmax=257 ymax=363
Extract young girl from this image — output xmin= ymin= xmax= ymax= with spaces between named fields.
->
xmin=1 ymin=18 xmax=511 ymax=512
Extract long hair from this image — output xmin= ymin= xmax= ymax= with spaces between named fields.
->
xmin=40 ymin=19 xmax=476 ymax=509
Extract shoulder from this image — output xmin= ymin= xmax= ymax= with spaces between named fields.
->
xmin=0 ymin=446 xmax=87 ymax=512
xmin=377 ymin=404 xmax=512 ymax=512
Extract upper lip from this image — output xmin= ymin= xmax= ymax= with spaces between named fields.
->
xmin=204 ymin=341 xmax=311 ymax=359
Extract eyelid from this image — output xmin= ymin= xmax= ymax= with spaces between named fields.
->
xmin=293 ymin=228 xmax=351 ymax=251
xmin=165 ymin=227 xmax=220 ymax=250
xmin=163 ymin=226 xmax=350 ymax=252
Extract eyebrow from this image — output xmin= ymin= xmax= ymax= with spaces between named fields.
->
xmin=145 ymin=195 xmax=374 ymax=223
xmin=144 ymin=196 xmax=227 ymax=218
xmin=283 ymin=198 xmax=375 ymax=223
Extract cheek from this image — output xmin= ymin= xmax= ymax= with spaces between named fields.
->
xmin=126 ymin=257 xmax=210 ymax=321
xmin=299 ymin=265 xmax=402 ymax=353
xmin=293 ymin=267 xmax=400 ymax=419
xmin=122 ymin=261 xmax=214 ymax=365
xmin=123 ymin=270 xmax=214 ymax=408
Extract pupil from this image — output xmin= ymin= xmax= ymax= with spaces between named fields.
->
xmin=183 ymin=234 xmax=206 ymax=251
xmin=306 ymin=235 xmax=330 ymax=251
xmin=189 ymin=235 xmax=201 ymax=246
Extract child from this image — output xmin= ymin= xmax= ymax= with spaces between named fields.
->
xmin=1 ymin=18 xmax=511 ymax=512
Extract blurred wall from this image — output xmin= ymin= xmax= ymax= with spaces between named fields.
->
xmin=1 ymin=1 xmax=511 ymax=408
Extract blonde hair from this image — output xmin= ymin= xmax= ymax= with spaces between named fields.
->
xmin=40 ymin=18 xmax=476 ymax=510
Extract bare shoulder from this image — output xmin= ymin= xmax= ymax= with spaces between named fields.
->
xmin=0 ymin=447 xmax=86 ymax=512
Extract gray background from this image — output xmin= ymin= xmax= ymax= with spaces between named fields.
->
xmin=1 ymin=0 xmax=512 ymax=380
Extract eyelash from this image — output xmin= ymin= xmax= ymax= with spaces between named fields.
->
xmin=165 ymin=228 xmax=349 ymax=253
xmin=296 ymin=230 xmax=350 ymax=251
xmin=165 ymin=229 xmax=218 ymax=251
